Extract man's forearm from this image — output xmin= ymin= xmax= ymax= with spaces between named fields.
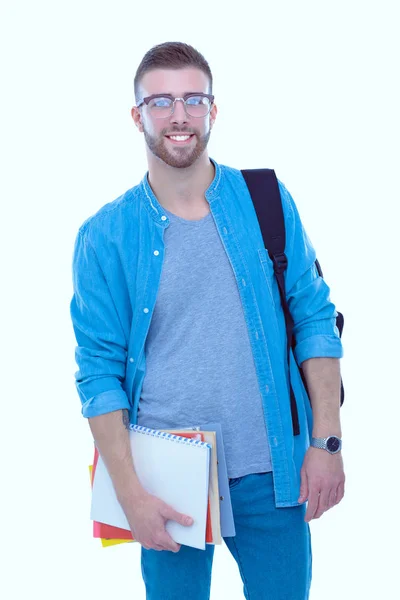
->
xmin=301 ymin=357 xmax=342 ymax=438
xmin=89 ymin=410 xmax=146 ymax=506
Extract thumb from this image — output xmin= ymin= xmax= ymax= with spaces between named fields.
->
xmin=162 ymin=505 xmax=194 ymax=527
xmin=298 ymin=470 xmax=309 ymax=504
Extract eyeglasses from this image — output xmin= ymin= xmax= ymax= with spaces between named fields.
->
xmin=137 ymin=93 xmax=214 ymax=119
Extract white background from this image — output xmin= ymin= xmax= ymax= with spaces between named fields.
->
xmin=1 ymin=0 xmax=399 ymax=598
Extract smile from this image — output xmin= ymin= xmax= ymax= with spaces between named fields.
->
xmin=165 ymin=134 xmax=195 ymax=144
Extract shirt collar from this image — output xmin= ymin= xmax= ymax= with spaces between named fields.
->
xmin=140 ymin=157 xmax=222 ymax=226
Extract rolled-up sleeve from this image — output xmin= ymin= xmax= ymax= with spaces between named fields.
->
xmin=279 ymin=182 xmax=344 ymax=367
xmin=70 ymin=229 xmax=131 ymax=418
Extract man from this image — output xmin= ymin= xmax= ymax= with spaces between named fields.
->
xmin=70 ymin=42 xmax=345 ymax=600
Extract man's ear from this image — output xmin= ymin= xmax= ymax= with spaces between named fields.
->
xmin=131 ymin=106 xmax=144 ymax=132
xmin=209 ymin=103 xmax=218 ymax=129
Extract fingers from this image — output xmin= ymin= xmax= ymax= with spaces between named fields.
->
xmin=153 ymin=530 xmax=180 ymax=552
xmin=328 ymin=487 xmax=337 ymax=508
xmin=143 ymin=536 xmax=181 ymax=553
xmin=305 ymin=482 xmax=345 ymax=522
xmin=304 ymin=487 xmax=320 ymax=522
xmin=155 ymin=542 xmax=180 ymax=552
xmin=298 ymin=470 xmax=309 ymax=504
xmin=327 ymin=481 xmax=345 ymax=510
xmin=158 ymin=506 xmax=192 ymax=551
xmin=162 ymin=504 xmax=194 ymax=527
xmin=313 ymin=488 xmax=330 ymax=519
xmin=305 ymin=485 xmax=330 ymax=521
xmin=165 ymin=539 xmax=180 ymax=552
xmin=146 ymin=544 xmax=164 ymax=551
xmin=142 ymin=502 xmax=193 ymax=552
xmin=336 ymin=481 xmax=345 ymax=504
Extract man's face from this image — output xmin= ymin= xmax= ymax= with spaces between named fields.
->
xmin=132 ymin=68 xmax=217 ymax=169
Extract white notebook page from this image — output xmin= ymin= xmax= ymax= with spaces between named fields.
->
xmin=90 ymin=425 xmax=211 ymax=550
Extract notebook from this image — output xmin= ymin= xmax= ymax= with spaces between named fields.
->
xmin=91 ymin=425 xmax=211 ymax=550
xmin=90 ymin=431 xmax=215 ymax=546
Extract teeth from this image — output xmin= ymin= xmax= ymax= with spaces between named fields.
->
xmin=169 ymin=135 xmax=191 ymax=141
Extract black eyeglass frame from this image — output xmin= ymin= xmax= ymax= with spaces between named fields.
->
xmin=136 ymin=93 xmax=215 ymax=118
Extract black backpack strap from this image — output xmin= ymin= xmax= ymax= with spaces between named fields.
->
xmin=241 ymin=168 xmax=300 ymax=436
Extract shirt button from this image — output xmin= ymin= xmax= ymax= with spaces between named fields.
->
xmin=265 ymin=385 xmax=270 ymax=393
xmin=161 ymin=215 xmax=167 ymax=221
xmin=143 ymin=308 xmax=149 ymax=314
xmin=129 ymin=357 xmax=134 ymax=363
xmin=153 ymin=250 xmax=160 ymax=256
xmin=223 ymin=227 xmax=228 ymax=234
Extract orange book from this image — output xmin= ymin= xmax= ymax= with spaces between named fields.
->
xmin=90 ymin=430 xmax=213 ymax=544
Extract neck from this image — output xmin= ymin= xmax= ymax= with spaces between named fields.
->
xmin=146 ymin=151 xmax=215 ymax=214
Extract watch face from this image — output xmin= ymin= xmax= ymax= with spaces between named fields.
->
xmin=327 ymin=437 xmax=341 ymax=453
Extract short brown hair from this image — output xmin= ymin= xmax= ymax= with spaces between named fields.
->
xmin=134 ymin=42 xmax=213 ymax=104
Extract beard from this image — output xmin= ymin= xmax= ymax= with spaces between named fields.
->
xmin=143 ymin=125 xmax=211 ymax=169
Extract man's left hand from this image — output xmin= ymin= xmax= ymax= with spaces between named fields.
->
xmin=298 ymin=446 xmax=345 ymax=521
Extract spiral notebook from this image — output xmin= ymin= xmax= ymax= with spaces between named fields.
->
xmin=90 ymin=425 xmax=212 ymax=550
xmin=89 ymin=431 xmax=216 ymax=546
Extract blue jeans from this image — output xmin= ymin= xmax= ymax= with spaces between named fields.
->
xmin=141 ymin=472 xmax=312 ymax=599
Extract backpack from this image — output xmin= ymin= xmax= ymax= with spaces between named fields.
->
xmin=241 ymin=168 xmax=344 ymax=436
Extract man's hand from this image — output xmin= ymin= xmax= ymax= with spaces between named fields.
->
xmin=123 ymin=490 xmax=194 ymax=552
xmin=298 ymin=446 xmax=345 ymax=521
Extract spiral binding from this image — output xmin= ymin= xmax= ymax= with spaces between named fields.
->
xmin=129 ymin=424 xmax=211 ymax=450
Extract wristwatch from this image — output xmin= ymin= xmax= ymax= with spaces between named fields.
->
xmin=310 ymin=436 xmax=342 ymax=454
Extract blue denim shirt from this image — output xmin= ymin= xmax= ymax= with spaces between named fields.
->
xmin=70 ymin=158 xmax=343 ymax=507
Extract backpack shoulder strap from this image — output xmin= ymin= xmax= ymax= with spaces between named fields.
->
xmin=241 ymin=168 xmax=300 ymax=436
xmin=241 ymin=168 xmax=285 ymax=258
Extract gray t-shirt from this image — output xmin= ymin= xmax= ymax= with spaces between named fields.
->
xmin=137 ymin=208 xmax=272 ymax=478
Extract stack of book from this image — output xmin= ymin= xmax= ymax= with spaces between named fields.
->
xmin=89 ymin=422 xmax=236 ymax=550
